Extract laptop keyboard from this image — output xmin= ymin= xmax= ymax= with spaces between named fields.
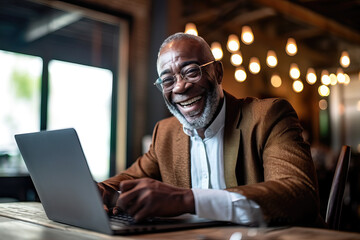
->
xmin=110 ymin=212 xmax=137 ymax=225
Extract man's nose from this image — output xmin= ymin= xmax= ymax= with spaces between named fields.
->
xmin=172 ymin=74 xmax=190 ymax=93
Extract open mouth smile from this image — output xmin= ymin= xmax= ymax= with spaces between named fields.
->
xmin=178 ymin=96 xmax=202 ymax=107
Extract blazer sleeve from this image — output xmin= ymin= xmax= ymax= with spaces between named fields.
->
xmin=98 ymin=122 xmax=162 ymax=191
xmin=227 ymin=98 xmax=321 ymax=226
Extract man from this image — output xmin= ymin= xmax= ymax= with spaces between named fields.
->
xmin=98 ymin=33 xmax=323 ymax=227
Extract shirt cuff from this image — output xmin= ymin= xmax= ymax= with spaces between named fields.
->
xmin=191 ymin=188 xmax=264 ymax=226
xmin=192 ymin=188 xmax=232 ymax=221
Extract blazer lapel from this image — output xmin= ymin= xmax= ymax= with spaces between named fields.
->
xmin=223 ymin=92 xmax=242 ymax=188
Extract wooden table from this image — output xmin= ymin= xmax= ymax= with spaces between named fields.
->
xmin=0 ymin=202 xmax=360 ymax=240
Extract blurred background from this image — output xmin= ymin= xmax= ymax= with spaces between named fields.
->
xmin=0 ymin=0 xmax=359 ymax=232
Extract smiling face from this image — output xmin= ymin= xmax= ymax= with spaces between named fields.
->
xmin=157 ymin=36 xmax=224 ymax=130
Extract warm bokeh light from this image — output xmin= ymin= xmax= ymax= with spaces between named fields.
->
xmin=230 ymin=52 xmax=243 ymax=66
xmin=292 ymin=80 xmax=304 ymax=93
xmin=337 ymin=73 xmax=345 ymax=84
xmin=227 ymin=34 xmax=240 ymax=53
xmin=330 ymin=73 xmax=337 ymax=85
xmin=266 ymin=50 xmax=277 ymax=68
xmin=289 ymin=63 xmax=300 ymax=79
xmin=211 ymin=42 xmax=223 ymax=60
xmin=271 ymin=74 xmax=282 ymax=88
xmin=286 ymin=38 xmax=297 ymax=56
xmin=306 ymin=68 xmax=317 ymax=84
xmin=319 ymin=99 xmax=328 ymax=110
xmin=241 ymin=26 xmax=254 ymax=45
xmin=184 ymin=23 xmax=198 ymax=36
xmin=337 ymin=68 xmax=345 ymax=83
xmin=318 ymin=85 xmax=330 ymax=97
xmin=344 ymin=73 xmax=350 ymax=85
xmin=357 ymin=100 xmax=360 ymax=112
xmin=235 ymin=66 xmax=247 ymax=82
xmin=340 ymin=51 xmax=350 ymax=68
xmin=339 ymin=103 xmax=345 ymax=115
xmin=249 ymin=57 xmax=260 ymax=74
xmin=321 ymin=70 xmax=330 ymax=85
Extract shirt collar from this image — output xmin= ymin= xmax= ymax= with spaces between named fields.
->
xmin=183 ymin=97 xmax=226 ymax=138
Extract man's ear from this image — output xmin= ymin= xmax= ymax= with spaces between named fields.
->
xmin=214 ymin=61 xmax=224 ymax=84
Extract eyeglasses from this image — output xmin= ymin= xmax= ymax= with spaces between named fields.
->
xmin=154 ymin=61 xmax=215 ymax=93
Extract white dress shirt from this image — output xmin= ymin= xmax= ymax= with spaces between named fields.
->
xmin=183 ymin=98 xmax=264 ymax=226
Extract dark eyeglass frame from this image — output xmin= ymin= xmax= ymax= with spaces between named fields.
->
xmin=154 ymin=60 xmax=216 ymax=93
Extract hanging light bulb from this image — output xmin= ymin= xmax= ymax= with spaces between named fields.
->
xmin=249 ymin=57 xmax=260 ymax=74
xmin=230 ymin=51 xmax=243 ymax=66
xmin=306 ymin=68 xmax=317 ymax=85
xmin=330 ymin=73 xmax=337 ymax=85
xmin=266 ymin=50 xmax=278 ymax=68
xmin=241 ymin=26 xmax=254 ymax=45
xmin=337 ymin=68 xmax=345 ymax=83
xmin=227 ymin=34 xmax=240 ymax=53
xmin=344 ymin=73 xmax=351 ymax=85
xmin=286 ymin=38 xmax=297 ymax=56
xmin=293 ymin=80 xmax=304 ymax=93
xmin=235 ymin=66 xmax=247 ymax=82
xmin=340 ymin=51 xmax=350 ymax=68
xmin=271 ymin=74 xmax=282 ymax=88
xmin=289 ymin=63 xmax=300 ymax=79
xmin=319 ymin=99 xmax=328 ymax=110
xmin=318 ymin=85 xmax=330 ymax=97
xmin=321 ymin=70 xmax=330 ymax=85
xmin=211 ymin=42 xmax=223 ymax=60
xmin=184 ymin=23 xmax=198 ymax=36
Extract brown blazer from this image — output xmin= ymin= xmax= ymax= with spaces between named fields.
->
xmin=102 ymin=91 xmax=323 ymax=226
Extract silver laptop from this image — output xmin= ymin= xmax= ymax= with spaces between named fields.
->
xmin=14 ymin=128 xmax=226 ymax=235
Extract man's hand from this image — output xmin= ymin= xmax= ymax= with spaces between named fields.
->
xmin=97 ymin=182 xmax=120 ymax=213
xmin=115 ymin=178 xmax=195 ymax=221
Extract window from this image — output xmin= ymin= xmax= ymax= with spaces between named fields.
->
xmin=0 ymin=50 xmax=42 ymax=173
xmin=0 ymin=1 xmax=129 ymax=181
xmin=48 ymin=60 xmax=113 ymax=180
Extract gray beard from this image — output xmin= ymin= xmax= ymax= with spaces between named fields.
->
xmin=164 ymin=87 xmax=220 ymax=130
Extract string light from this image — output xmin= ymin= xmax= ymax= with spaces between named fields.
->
xmin=211 ymin=42 xmax=223 ymax=60
xmin=289 ymin=63 xmax=300 ymax=79
xmin=330 ymin=73 xmax=337 ymax=85
xmin=241 ymin=26 xmax=254 ymax=45
xmin=227 ymin=34 xmax=240 ymax=53
xmin=184 ymin=23 xmax=198 ymax=36
xmin=306 ymin=68 xmax=317 ymax=85
xmin=344 ymin=73 xmax=350 ymax=85
xmin=230 ymin=52 xmax=243 ymax=66
xmin=321 ymin=70 xmax=330 ymax=85
xmin=337 ymin=68 xmax=345 ymax=84
xmin=286 ymin=38 xmax=297 ymax=56
xmin=266 ymin=50 xmax=277 ymax=68
xmin=318 ymin=85 xmax=330 ymax=97
xmin=249 ymin=57 xmax=260 ymax=74
xmin=292 ymin=80 xmax=304 ymax=93
xmin=340 ymin=51 xmax=350 ymax=68
xmin=271 ymin=74 xmax=282 ymax=88
xmin=235 ymin=66 xmax=247 ymax=82
xmin=319 ymin=99 xmax=328 ymax=110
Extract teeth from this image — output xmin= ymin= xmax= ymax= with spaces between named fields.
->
xmin=179 ymin=96 xmax=202 ymax=106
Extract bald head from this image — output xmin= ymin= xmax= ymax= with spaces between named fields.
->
xmin=157 ymin=33 xmax=215 ymax=64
